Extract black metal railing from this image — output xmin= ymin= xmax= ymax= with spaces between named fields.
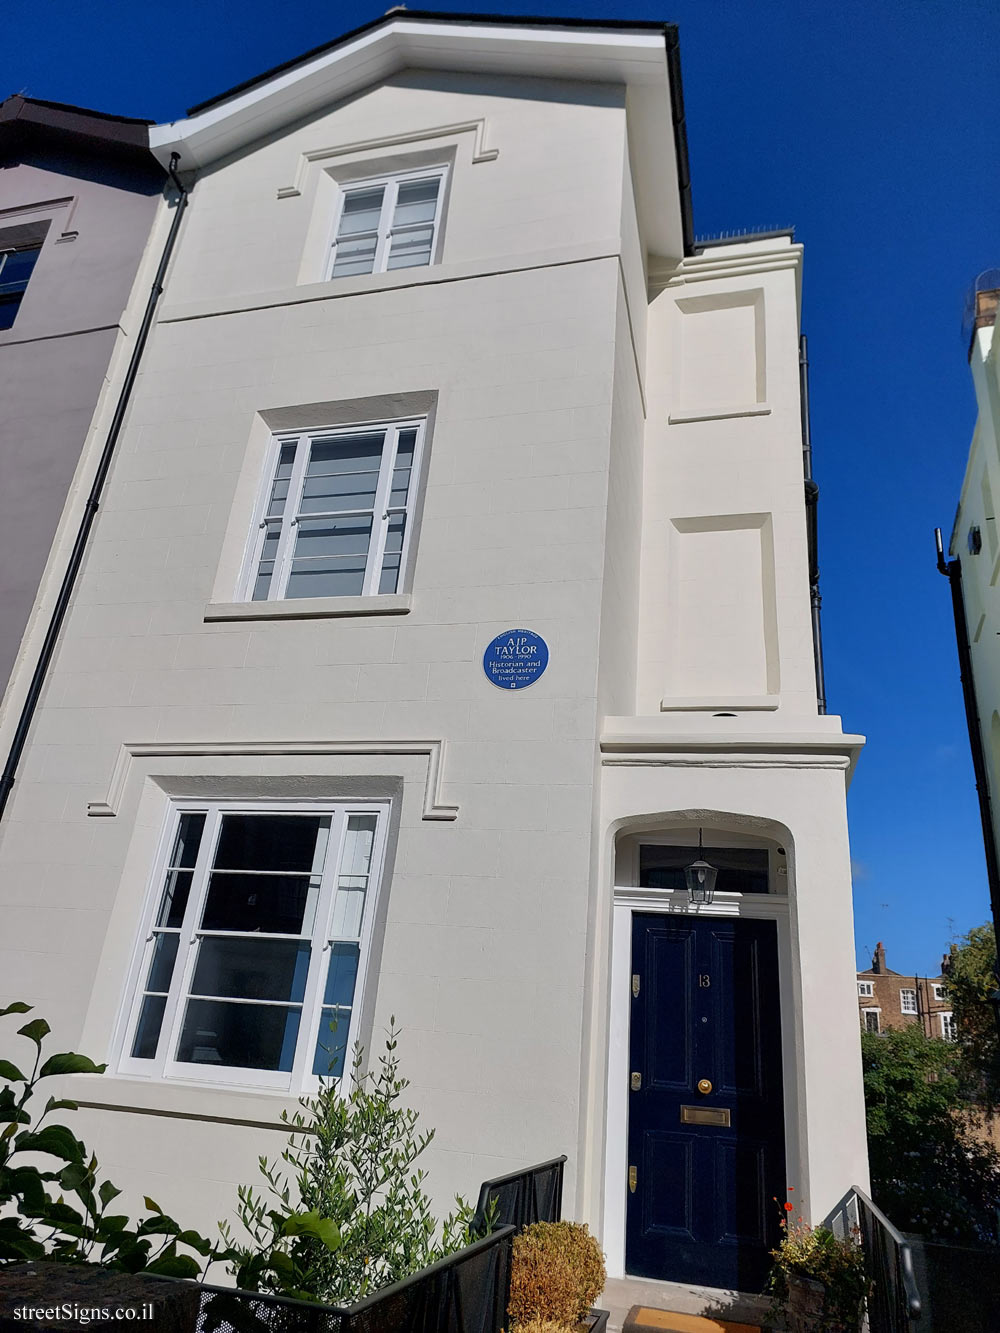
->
xmin=196 ymin=1224 xmax=516 ymax=1333
xmin=471 ymin=1154 xmax=566 ymax=1236
xmin=851 ymin=1185 xmax=922 ymax=1332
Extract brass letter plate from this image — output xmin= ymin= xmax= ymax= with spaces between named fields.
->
xmin=680 ymin=1104 xmax=731 ymax=1127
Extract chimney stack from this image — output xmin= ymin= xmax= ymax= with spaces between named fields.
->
xmin=872 ymin=941 xmax=887 ymax=974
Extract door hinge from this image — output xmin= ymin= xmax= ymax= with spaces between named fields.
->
xmin=628 ymin=1165 xmax=637 ymax=1194
xmin=632 ymin=973 xmax=640 ymax=998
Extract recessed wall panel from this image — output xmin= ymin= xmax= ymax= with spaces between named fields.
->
xmin=667 ymin=514 xmax=779 ymax=700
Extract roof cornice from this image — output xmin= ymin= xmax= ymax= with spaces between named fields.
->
xmin=150 ymin=12 xmax=690 ymax=259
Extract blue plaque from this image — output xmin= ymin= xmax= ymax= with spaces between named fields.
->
xmin=482 ymin=628 xmax=549 ymax=691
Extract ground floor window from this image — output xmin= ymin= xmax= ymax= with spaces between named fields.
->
xmin=118 ymin=801 xmax=386 ymax=1090
xmin=863 ymin=1008 xmax=881 ymax=1033
xmin=940 ymin=1011 xmax=957 ymax=1041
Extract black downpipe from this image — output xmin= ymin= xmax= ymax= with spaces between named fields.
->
xmin=0 ymin=154 xmax=188 ymax=823
xmin=935 ymin=528 xmax=1000 ymax=1030
xmin=800 ymin=334 xmax=827 ymax=714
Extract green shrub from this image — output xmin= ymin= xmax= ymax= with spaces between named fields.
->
xmin=0 ymin=1001 xmax=215 ymax=1277
xmin=221 ymin=1020 xmax=482 ymax=1304
xmin=767 ymin=1212 xmax=868 ymax=1330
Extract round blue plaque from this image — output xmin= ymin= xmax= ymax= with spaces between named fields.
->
xmin=482 ymin=628 xmax=549 ymax=691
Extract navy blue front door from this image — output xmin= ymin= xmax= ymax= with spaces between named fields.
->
xmin=625 ymin=914 xmax=785 ymax=1291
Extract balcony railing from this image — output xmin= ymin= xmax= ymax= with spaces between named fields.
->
xmin=196 ymin=1224 xmax=516 ymax=1333
xmin=831 ymin=1186 xmax=921 ymax=1332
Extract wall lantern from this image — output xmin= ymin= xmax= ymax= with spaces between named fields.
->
xmin=685 ymin=830 xmax=719 ymax=906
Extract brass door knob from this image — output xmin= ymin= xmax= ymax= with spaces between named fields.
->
xmin=697 ymin=1078 xmax=712 ymax=1095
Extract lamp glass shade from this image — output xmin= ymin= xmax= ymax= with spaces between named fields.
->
xmin=685 ymin=858 xmax=718 ymax=905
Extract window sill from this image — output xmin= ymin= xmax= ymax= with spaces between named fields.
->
xmin=46 ymin=1072 xmax=298 ymax=1129
xmin=204 ymin=593 xmax=412 ymax=622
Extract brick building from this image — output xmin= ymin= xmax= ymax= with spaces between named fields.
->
xmin=856 ymin=942 xmax=955 ymax=1038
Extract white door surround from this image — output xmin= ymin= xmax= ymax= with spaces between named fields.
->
xmin=602 ymin=840 xmax=798 ymax=1281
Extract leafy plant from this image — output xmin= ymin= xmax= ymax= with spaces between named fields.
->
xmin=221 ymin=1019 xmax=481 ymax=1305
xmin=767 ymin=1192 xmax=868 ymax=1331
xmin=945 ymin=922 xmax=999 ymax=1109
xmin=862 ymin=1023 xmax=1000 ymax=1242
xmin=0 ymin=1001 xmax=214 ymax=1276
xmin=507 ymin=1221 xmax=606 ymax=1329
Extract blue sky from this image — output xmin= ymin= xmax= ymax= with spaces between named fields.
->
xmin=5 ymin=0 xmax=998 ymax=974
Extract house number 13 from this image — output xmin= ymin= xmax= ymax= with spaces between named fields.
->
xmin=698 ymin=974 xmax=711 ymax=988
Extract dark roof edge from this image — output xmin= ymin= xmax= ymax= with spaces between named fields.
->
xmin=2 ymin=95 xmax=153 ymax=127
xmin=187 ymin=10 xmax=677 ymax=115
xmin=0 ymin=95 xmax=160 ymax=169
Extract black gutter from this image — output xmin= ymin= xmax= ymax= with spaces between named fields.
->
xmin=663 ymin=24 xmax=694 ymax=257
xmin=800 ymin=334 xmax=827 ymax=714
xmin=0 ymin=154 xmax=188 ymax=824
xmin=935 ymin=527 xmax=1000 ymax=1030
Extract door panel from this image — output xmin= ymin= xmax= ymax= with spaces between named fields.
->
xmin=625 ymin=914 xmax=785 ymax=1291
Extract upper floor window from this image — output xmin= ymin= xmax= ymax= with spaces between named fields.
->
xmin=940 ymin=1011 xmax=957 ymax=1041
xmin=900 ymin=988 xmax=917 ymax=1014
xmin=933 ymin=983 xmax=947 ymax=1001
xmin=863 ymin=1009 xmax=880 ymax=1033
xmin=0 ymin=243 xmax=42 ymax=330
xmin=329 ymin=169 xmax=446 ymax=279
xmin=244 ymin=420 xmax=424 ymax=602
xmin=117 ymin=801 xmax=387 ymax=1090
xmin=857 ymin=981 xmax=874 ymax=997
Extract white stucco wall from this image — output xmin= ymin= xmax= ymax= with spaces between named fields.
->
xmin=0 ymin=60 xmax=868 ymax=1287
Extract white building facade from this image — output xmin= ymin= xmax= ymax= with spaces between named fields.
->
xmin=0 ymin=14 xmax=868 ymax=1299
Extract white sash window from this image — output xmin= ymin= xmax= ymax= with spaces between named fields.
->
xmin=117 ymin=802 xmax=387 ymax=1091
xmin=243 ymin=419 xmax=424 ymax=602
xmin=329 ymin=169 xmax=446 ymax=278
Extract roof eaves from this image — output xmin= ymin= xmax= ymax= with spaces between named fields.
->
xmin=186 ymin=10 xmax=676 ymax=115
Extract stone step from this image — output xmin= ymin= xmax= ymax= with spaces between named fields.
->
xmin=622 ymin=1308 xmax=761 ymax=1333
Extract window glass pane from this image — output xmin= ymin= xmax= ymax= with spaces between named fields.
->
xmin=389 ymin=430 xmax=417 ymax=508
xmin=176 ymin=999 xmax=300 ymax=1071
xmin=145 ymin=932 xmax=180 ymax=993
xmin=300 ymin=435 xmax=384 ymax=514
xmin=156 ymin=870 xmax=193 ymax=929
xmin=171 ymin=812 xmax=206 ymax=869
xmin=214 ymin=814 xmax=326 ymax=873
xmin=379 ymin=514 xmax=406 ymax=594
xmin=332 ymin=234 xmax=378 ymax=278
xmin=313 ymin=1007 xmax=352 ymax=1082
xmin=191 ymin=937 xmax=311 ymax=1002
xmin=330 ymin=883 xmax=366 ymax=940
xmin=293 ymin=515 xmax=373 ymax=560
xmin=323 ymin=942 xmax=360 ymax=1006
xmin=392 ymin=179 xmax=440 ymax=228
xmin=0 ymin=246 xmax=40 ymax=294
xmin=286 ymin=515 xmax=372 ymax=599
xmin=337 ymin=188 xmax=385 ymax=236
xmin=252 ymin=564 xmax=275 ymax=601
xmin=201 ymin=872 xmax=315 ymax=935
xmin=313 ymin=1009 xmax=350 ymax=1078
xmin=130 ymin=995 xmax=167 ymax=1060
xmin=342 ymin=815 xmax=377 ymax=876
xmin=387 ymin=226 xmax=434 ymax=270
xmin=0 ymin=298 xmax=20 ymax=331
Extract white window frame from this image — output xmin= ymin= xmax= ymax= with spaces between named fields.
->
xmin=862 ymin=1008 xmax=881 ymax=1033
xmin=857 ymin=981 xmax=874 ymax=997
xmin=940 ymin=1011 xmax=957 ymax=1040
xmin=327 ymin=166 xmax=448 ymax=280
xmin=933 ymin=983 xmax=947 ymax=1001
xmin=239 ymin=418 xmax=426 ymax=603
xmin=900 ymin=988 xmax=917 ymax=1015
xmin=114 ymin=799 xmax=388 ymax=1093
